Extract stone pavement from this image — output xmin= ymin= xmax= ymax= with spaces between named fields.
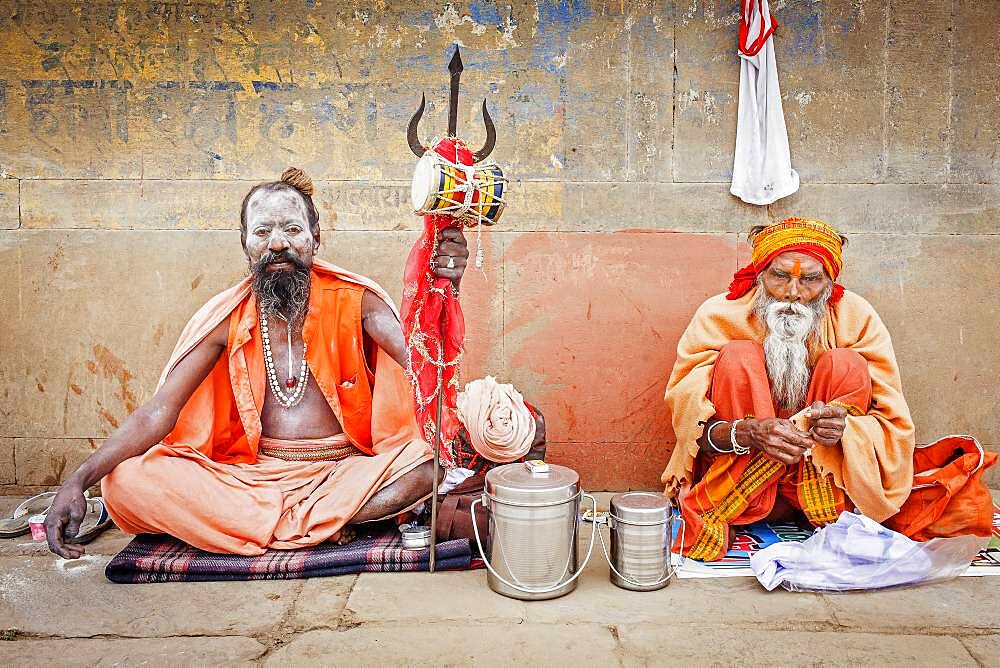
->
xmin=1 ymin=495 xmax=998 ymax=667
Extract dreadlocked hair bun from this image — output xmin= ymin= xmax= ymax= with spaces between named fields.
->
xmin=280 ymin=167 xmax=314 ymax=198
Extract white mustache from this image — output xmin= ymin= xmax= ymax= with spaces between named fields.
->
xmin=765 ymin=301 xmax=814 ymax=341
xmin=767 ymin=300 xmax=810 ymax=315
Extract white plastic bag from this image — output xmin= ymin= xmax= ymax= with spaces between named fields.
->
xmin=750 ymin=511 xmax=987 ymax=592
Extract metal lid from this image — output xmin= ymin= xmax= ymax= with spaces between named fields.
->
xmin=485 ymin=462 xmax=579 ymax=504
xmin=400 ymin=523 xmax=430 ymax=536
xmin=610 ymin=492 xmax=672 ymax=523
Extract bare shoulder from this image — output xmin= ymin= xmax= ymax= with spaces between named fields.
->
xmin=361 ymin=288 xmax=397 ymax=322
xmin=171 ymin=317 xmax=229 ymax=373
xmin=360 ymin=289 xmax=406 ymax=368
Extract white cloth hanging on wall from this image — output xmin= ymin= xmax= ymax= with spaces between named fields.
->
xmin=730 ymin=0 xmax=799 ymax=205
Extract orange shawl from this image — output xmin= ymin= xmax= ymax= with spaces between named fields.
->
xmin=157 ymin=259 xmax=420 ymax=463
xmin=661 ymin=286 xmax=914 ymax=521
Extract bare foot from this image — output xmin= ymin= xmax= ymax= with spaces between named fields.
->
xmin=333 ymin=525 xmax=357 ymax=545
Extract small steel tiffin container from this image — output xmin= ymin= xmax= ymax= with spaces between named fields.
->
xmin=607 ymin=492 xmax=681 ymax=591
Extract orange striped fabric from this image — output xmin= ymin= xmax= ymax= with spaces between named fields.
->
xmin=750 ymin=217 xmax=843 ymax=279
xmin=682 ymin=453 xmax=846 ymax=562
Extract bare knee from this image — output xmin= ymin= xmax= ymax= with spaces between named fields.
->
xmin=394 ymin=461 xmax=435 ymax=505
xmin=350 ymin=461 xmax=435 ymax=524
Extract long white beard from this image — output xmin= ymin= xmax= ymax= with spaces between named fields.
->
xmin=753 ymin=284 xmax=831 ymax=411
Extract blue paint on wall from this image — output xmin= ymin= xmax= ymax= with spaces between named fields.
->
xmin=531 ymin=0 xmax=591 ymax=73
xmin=537 ymin=0 xmax=591 ymax=25
xmin=189 ymin=81 xmax=244 ymax=92
xmin=317 ymin=98 xmax=336 ymax=122
xmin=403 ymin=10 xmax=437 ymax=30
xmin=393 ymin=54 xmax=436 ymax=71
xmin=776 ymin=6 xmax=827 ymax=64
xmin=469 ymin=0 xmax=503 ymax=26
xmin=251 ymin=81 xmax=299 ymax=93
xmin=508 ymin=81 xmax=559 ymax=121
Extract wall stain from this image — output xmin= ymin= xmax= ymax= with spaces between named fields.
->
xmin=97 ymin=403 xmax=121 ymax=430
xmin=151 ymin=323 xmax=165 ymax=347
xmin=46 ymin=453 xmax=67 ymax=486
xmin=90 ymin=344 xmax=138 ymax=412
xmin=47 ymin=244 xmax=64 ymax=271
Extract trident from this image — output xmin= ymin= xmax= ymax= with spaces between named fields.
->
xmin=406 ymin=45 xmax=496 ymax=572
xmin=407 ymin=45 xmax=497 ymax=159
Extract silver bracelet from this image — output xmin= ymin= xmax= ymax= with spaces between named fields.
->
xmin=705 ymin=420 xmax=731 ymax=453
xmin=730 ymin=418 xmax=750 ymax=455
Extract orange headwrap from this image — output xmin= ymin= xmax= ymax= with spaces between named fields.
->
xmin=727 ymin=217 xmax=845 ymax=303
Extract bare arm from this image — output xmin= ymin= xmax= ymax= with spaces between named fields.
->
xmin=362 ymin=290 xmax=406 ymax=368
xmin=46 ymin=319 xmax=229 ymax=557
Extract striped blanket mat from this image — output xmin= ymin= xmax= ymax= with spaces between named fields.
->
xmin=105 ymin=522 xmax=472 ymax=583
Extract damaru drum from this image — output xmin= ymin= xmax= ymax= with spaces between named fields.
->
xmin=410 ymin=151 xmax=506 ymax=225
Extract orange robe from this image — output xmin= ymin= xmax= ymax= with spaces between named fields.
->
xmin=680 ymin=342 xmax=864 ymax=560
xmin=102 ymin=260 xmax=432 ymax=555
xmin=662 ymin=287 xmax=915 ymax=535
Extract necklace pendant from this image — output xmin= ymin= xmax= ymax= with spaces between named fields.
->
xmin=285 ymin=377 xmax=297 ymax=389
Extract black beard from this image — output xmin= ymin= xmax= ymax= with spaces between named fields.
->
xmin=250 ymin=251 xmax=311 ymax=324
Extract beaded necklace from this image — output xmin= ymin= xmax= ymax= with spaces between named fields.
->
xmin=260 ymin=313 xmax=309 ymax=408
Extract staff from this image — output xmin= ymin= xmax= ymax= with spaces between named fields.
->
xmin=401 ymin=45 xmax=503 ymax=572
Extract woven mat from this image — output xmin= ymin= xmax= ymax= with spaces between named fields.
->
xmin=105 ymin=522 xmax=471 ymax=583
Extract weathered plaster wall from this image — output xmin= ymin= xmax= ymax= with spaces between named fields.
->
xmin=1 ymin=1 xmax=997 ymax=492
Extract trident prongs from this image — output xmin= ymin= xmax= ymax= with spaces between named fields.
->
xmin=406 ymin=45 xmax=497 ymax=161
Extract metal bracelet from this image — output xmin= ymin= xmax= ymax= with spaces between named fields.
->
xmin=730 ymin=418 xmax=750 ymax=455
xmin=704 ymin=420 xmax=731 ymax=453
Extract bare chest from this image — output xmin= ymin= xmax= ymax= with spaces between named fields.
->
xmin=260 ymin=320 xmax=342 ymax=439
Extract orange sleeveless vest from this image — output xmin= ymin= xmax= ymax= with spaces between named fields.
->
xmin=162 ymin=266 xmax=418 ymax=463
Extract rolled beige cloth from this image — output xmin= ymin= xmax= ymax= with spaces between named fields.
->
xmin=456 ymin=376 xmax=536 ymax=463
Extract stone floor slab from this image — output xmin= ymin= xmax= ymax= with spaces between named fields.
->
xmin=617 ymin=626 xmax=976 ymax=666
xmin=524 ymin=526 xmax=832 ymax=628
xmin=265 ymin=623 xmax=618 ymax=666
xmin=0 ymin=556 xmax=296 ymax=638
xmin=0 ymin=636 xmax=266 ymax=666
xmin=345 ymin=570 xmax=527 ymax=624
xmin=289 ymin=575 xmax=357 ymax=631
xmin=960 ymin=634 xmax=1000 ymax=666
xmin=823 ymin=577 xmax=1000 ymax=633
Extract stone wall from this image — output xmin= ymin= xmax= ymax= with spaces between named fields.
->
xmin=1 ymin=0 xmax=997 ymax=492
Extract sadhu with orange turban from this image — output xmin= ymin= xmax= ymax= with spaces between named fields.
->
xmin=661 ymin=217 xmax=917 ymax=561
